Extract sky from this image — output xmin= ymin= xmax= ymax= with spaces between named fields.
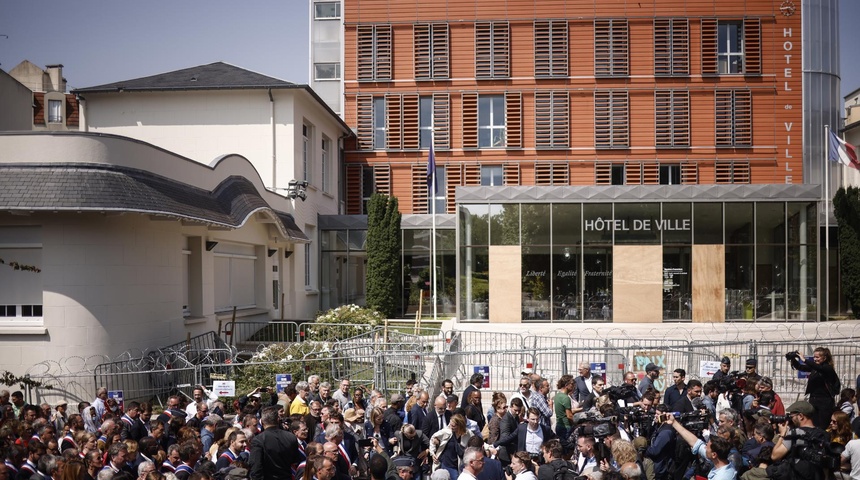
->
xmin=0 ymin=0 xmax=858 ymax=99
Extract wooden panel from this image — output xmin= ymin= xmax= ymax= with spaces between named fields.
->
xmin=433 ymin=93 xmax=451 ymax=149
xmin=681 ymin=162 xmax=698 ymax=184
xmin=613 ymin=245 xmax=662 ymax=323
xmin=462 ymin=92 xmax=478 ymax=149
xmin=463 ymin=164 xmax=481 ymax=186
xmin=374 ymin=164 xmax=391 ymax=195
xmin=345 ymin=164 xmax=363 ymax=214
xmin=744 ymin=18 xmax=761 ymax=75
xmin=692 ymin=244 xmax=725 ymax=323
xmin=642 ymin=162 xmax=659 ymax=184
xmin=356 ymin=25 xmax=375 ymax=81
xmin=734 ymin=90 xmax=753 ymax=146
xmin=386 ymin=93 xmax=402 ymax=150
xmin=506 ymin=92 xmax=523 ymax=148
xmin=534 ymin=20 xmax=568 ymax=77
xmin=432 ymin=23 xmax=450 ymax=78
xmin=488 ymin=245 xmax=522 ymax=323
xmin=402 ymin=94 xmax=420 ymax=150
xmin=625 ymin=162 xmax=642 ymax=185
xmin=413 ymin=23 xmax=431 ymax=79
xmin=446 ymin=164 xmax=462 ymax=214
xmin=701 ymin=18 xmax=718 ymax=75
xmin=503 ymin=163 xmax=520 ymax=185
xmin=356 ymin=95 xmax=374 ymax=150
xmin=595 ymin=162 xmax=612 ymax=185
xmin=411 ymin=163 xmax=428 ymax=214
xmin=375 ymin=24 xmax=392 ymax=80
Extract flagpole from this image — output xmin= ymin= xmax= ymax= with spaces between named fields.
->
xmin=824 ymin=124 xmax=830 ymax=322
xmin=430 ymin=129 xmax=438 ymax=323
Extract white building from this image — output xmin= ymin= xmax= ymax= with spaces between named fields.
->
xmin=73 ymin=62 xmax=352 ymax=321
xmin=0 ymin=132 xmax=310 ymax=375
xmin=309 ymin=0 xmax=344 ymax=115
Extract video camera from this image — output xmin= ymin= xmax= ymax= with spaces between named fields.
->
xmin=604 ymin=384 xmax=637 ymax=403
xmin=667 ymin=411 xmax=711 ymax=435
xmin=783 ymin=430 xmax=844 ymax=471
xmin=715 ymin=371 xmax=747 ymax=395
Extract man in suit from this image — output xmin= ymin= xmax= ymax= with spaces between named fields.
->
xmin=249 ymin=406 xmax=301 ymax=480
xmin=421 ymin=396 xmax=450 ymax=439
xmin=324 ymin=423 xmax=358 ymax=466
xmin=515 ymin=408 xmax=556 ymax=459
xmin=493 ymin=397 xmax=524 ymax=466
xmin=461 ymin=373 xmax=484 ymax=410
xmin=574 ymin=363 xmax=594 ymax=403
xmin=408 ymin=391 xmax=429 ymax=428
xmin=670 ymin=379 xmax=702 ymax=414
xmin=120 ymin=401 xmax=147 ymax=442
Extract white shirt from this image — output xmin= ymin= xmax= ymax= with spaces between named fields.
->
xmin=842 ymin=438 xmax=860 ymax=480
xmin=525 ymin=425 xmax=544 ymax=454
xmin=185 ymin=388 xmax=219 ymax=418
xmin=459 ymin=470 xmax=478 ymax=480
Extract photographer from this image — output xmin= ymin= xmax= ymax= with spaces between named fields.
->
xmin=769 ymin=401 xmax=830 ymax=480
xmin=787 ymin=347 xmax=840 ymax=429
xmin=504 ymin=452 xmax=537 ymax=480
xmin=644 ymin=405 xmax=676 ymax=480
xmin=663 ymin=412 xmax=737 ymax=480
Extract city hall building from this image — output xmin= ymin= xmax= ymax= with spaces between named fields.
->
xmin=313 ymin=0 xmax=843 ymax=323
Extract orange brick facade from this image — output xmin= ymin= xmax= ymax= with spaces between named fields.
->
xmin=342 ymin=0 xmax=803 ymax=215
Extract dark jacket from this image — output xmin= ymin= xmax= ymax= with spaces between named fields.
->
xmin=494 ymin=411 xmax=520 ymax=464
xmin=515 ymin=423 xmax=556 ymax=454
xmin=408 ymin=404 xmax=428 ymax=429
xmin=421 ymin=410 xmax=450 ymax=439
xmin=574 ymin=375 xmax=592 ymax=403
xmin=249 ymin=426 xmax=300 ymax=480
xmin=120 ymin=415 xmax=147 ymax=442
xmin=537 ymin=459 xmax=574 ymax=480
xmin=663 ymin=384 xmax=686 ymax=410
xmin=644 ymin=424 xmax=676 ymax=479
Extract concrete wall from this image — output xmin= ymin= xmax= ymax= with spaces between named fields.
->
xmin=0 ymin=71 xmax=33 ymax=130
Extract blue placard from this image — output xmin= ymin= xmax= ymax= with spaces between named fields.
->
xmin=108 ymin=390 xmax=124 ymax=411
xmin=797 ymin=357 xmax=814 ymax=379
xmin=474 ymin=366 xmax=490 ymax=388
xmin=276 ymin=374 xmax=293 ymax=393
xmin=591 ymin=362 xmax=607 ymax=381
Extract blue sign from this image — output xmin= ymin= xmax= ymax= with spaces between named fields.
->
xmin=108 ymin=390 xmax=124 ymax=411
xmin=276 ymin=374 xmax=293 ymax=393
xmin=591 ymin=363 xmax=607 ymax=381
xmin=474 ymin=366 xmax=490 ymax=388
xmin=797 ymin=357 xmax=814 ymax=379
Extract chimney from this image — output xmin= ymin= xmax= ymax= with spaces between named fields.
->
xmin=45 ymin=64 xmax=65 ymax=92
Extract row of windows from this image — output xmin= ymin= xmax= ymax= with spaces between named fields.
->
xmin=355 ymin=89 xmax=752 ymax=151
xmin=354 ymin=18 xmax=760 ymax=82
xmin=345 ymin=161 xmax=751 ymax=215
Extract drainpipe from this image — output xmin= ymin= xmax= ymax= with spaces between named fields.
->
xmin=269 ymin=88 xmax=276 ymax=188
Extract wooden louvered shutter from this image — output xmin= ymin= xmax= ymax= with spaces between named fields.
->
xmin=743 ymin=19 xmax=761 ymax=75
xmin=432 ymin=23 xmax=450 ymax=78
xmin=654 ymin=19 xmax=689 ymax=76
xmin=672 ymin=90 xmax=691 ymax=146
xmin=681 ymin=163 xmax=698 ymax=184
xmin=595 ymin=90 xmax=629 ymax=148
xmin=594 ymin=163 xmax=612 ymax=185
xmin=732 ymin=161 xmax=750 ymax=183
xmin=625 ymin=163 xmax=642 ymax=185
xmin=373 ymin=165 xmax=391 ymax=195
xmin=357 ymin=25 xmax=375 ymax=81
xmin=642 ymin=162 xmax=659 ymax=184
xmin=715 ymin=162 xmax=733 ymax=184
xmin=356 ymin=95 xmax=374 ymax=150
xmin=375 ymin=25 xmax=392 ymax=80
xmin=433 ymin=93 xmax=450 ymax=149
xmin=445 ymin=165 xmax=462 ymax=213
xmin=535 ymin=91 xmax=569 ymax=148
xmin=535 ymin=20 xmax=568 ymax=77
xmin=463 ymin=164 xmax=481 ymax=186
xmin=550 ymin=21 xmax=568 ymax=76
xmin=414 ymin=24 xmax=431 ymax=79
xmin=535 ymin=162 xmax=569 ymax=186
xmin=655 ymin=90 xmax=690 ymax=147
xmin=346 ymin=164 xmax=364 ymax=214
xmin=715 ymin=90 xmax=733 ymax=146
xmin=386 ymin=94 xmax=402 ymax=150
xmin=492 ymin=22 xmax=510 ymax=77
xmin=505 ymin=92 xmax=522 ymax=148
xmin=701 ymin=19 xmax=718 ymax=75
xmin=672 ymin=19 xmax=689 ymax=75
xmin=462 ymin=93 xmax=479 ymax=149
xmin=535 ymin=92 xmax=553 ymax=148
xmin=402 ymin=94 xmax=420 ymax=150
xmin=475 ymin=22 xmax=492 ymax=78
xmin=734 ymin=90 xmax=752 ymax=146
xmin=595 ymin=20 xmax=628 ymax=76
xmin=503 ymin=163 xmax=520 ymax=185
xmin=411 ymin=164 xmax=428 ymax=213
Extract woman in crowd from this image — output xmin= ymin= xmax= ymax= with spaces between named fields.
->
xmin=430 ymin=414 xmax=472 ymax=480
xmin=503 ymin=452 xmax=537 ymax=480
xmin=788 ymin=347 xmax=840 ymax=428
xmin=827 ymin=411 xmax=852 ymax=445
xmin=838 ymin=388 xmax=856 ymax=422
xmin=365 ymin=407 xmax=393 ymax=455
xmin=486 ymin=394 xmax=507 ymax=447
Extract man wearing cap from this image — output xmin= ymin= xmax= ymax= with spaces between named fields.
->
xmin=638 ymin=364 xmax=661 ymax=396
xmin=385 ymin=395 xmax=406 ymax=433
xmin=743 ymin=359 xmax=762 ymax=385
xmin=756 ymin=377 xmax=785 ymax=416
xmin=770 ymin=400 xmax=828 ymax=480
xmin=52 ymin=402 xmax=68 ymax=434
xmin=712 ymin=357 xmax=732 ymax=382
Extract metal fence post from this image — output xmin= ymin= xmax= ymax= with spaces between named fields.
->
xmin=560 ymin=345 xmax=568 ymax=376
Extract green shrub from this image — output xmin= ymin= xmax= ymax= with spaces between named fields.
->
xmin=308 ymin=304 xmax=384 ymax=340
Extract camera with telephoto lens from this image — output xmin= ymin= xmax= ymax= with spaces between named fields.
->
xmin=504 ymin=466 xmax=514 ymax=478
xmin=769 ymin=415 xmax=789 ymax=424
xmin=783 ymin=431 xmax=845 ymax=471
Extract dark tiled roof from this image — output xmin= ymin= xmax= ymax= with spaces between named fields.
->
xmin=0 ymin=164 xmax=308 ymax=242
xmin=73 ymin=62 xmax=295 ymax=93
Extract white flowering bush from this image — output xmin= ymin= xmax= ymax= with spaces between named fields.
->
xmin=231 ymin=342 xmax=330 ymax=406
xmin=307 ymin=304 xmax=384 ymax=341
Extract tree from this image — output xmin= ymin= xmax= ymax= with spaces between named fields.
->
xmin=834 ymin=187 xmax=860 ymax=318
xmin=366 ymin=193 xmax=402 ymax=318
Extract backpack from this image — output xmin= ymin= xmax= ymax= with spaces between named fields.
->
xmin=553 ymin=462 xmax=580 ymax=480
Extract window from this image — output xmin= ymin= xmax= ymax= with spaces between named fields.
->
xmin=314 ymin=63 xmax=341 ymax=80
xmin=702 ymin=19 xmax=760 ymax=75
xmin=478 ymin=95 xmax=506 ymax=148
xmin=481 ymin=165 xmax=503 ymax=186
xmin=357 ymin=24 xmax=392 ymax=81
xmin=373 ymin=97 xmax=386 ymax=149
xmin=213 ymin=244 xmax=257 ymax=311
xmin=431 ymin=166 xmax=447 ymax=213
xmin=594 ymin=90 xmax=629 ymax=148
xmin=715 ymin=161 xmax=751 ymax=184
xmin=534 ymin=91 xmax=569 ymax=149
xmin=654 ymin=90 xmax=690 ymax=147
xmin=715 ymin=89 xmax=752 ymax=147
xmin=321 ymin=136 xmax=330 ymax=192
xmin=611 ymin=165 xmax=625 ymax=185
xmin=314 ymin=1 xmax=340 ymax=19
xmin=0 ymin=227 xmax=43 ymax=325
xmin=305 ymin=243 xmax=312 ymax=287
xmin=653 ymin=19 xmax=689 ymax=76
xmin=659 ymin=165 xmax=681 ymax=185
xmin=345 ymin=164 xmax=391 ymax=214
xmin=414 ymin=23 xmax=449 ymax=80
xmin=48 ymin=100 xmax=62 ymax=123
xmin=475 ymin=21 xmax=509 ymax=78
xmin=718 ymin=22 xmax=743 ymax=74
xmin=303 ymin=124 xmax=313 ymax=183
xmin=534 ymin=20 xmax=568 ymax=77
xmin=419 ymin=96 xmax=433 ymax=149
xmin=594 ymin=19 xmax=628 ymax=76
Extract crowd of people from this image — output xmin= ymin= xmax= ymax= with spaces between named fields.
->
xmin=1 ymin=347 xmax=859 ymax=480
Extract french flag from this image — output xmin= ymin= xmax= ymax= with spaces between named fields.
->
xmin=828 ymin=128 xmax=860 ymax=170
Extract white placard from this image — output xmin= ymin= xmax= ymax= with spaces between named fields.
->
xmin=699 ymin=360 xmax=721 ymax=378
xmin=213 ymin=380 xmax=236 ymax=397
